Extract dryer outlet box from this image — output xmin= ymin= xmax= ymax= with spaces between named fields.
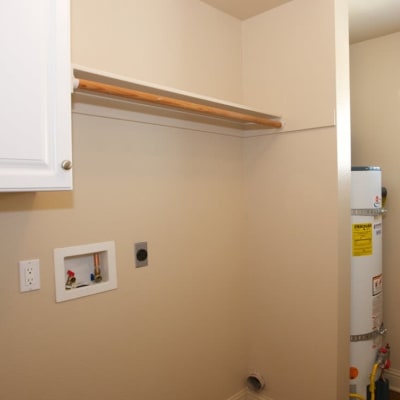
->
xmin=135 ymin=242 xmax=148 ymax=268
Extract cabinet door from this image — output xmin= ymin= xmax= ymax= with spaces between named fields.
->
xmin=0 ymin=0 xmax=72 ymax=191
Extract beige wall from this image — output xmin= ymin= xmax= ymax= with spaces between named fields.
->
xmin=350 ymin=32 xmax=400 ymax=385
xmin=242 ymin=1 xmax=350 ymax=399
xmin=0 ymin=112 xmax=247 ymax=400
xmin=244 ymin=128 xmax=345 ymax=399
xmin=242 ymin=0 xmax=337 ymax=133
xmin=71 ymin=0 xmax=243 ymax=102
xmin=0 ymin=1 xmax=351 ymax=399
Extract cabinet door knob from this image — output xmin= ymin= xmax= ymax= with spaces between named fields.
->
xmin=61 ymin=160 xmax=72 ymax=170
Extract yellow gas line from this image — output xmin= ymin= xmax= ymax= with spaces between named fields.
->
xmin=349 ymin=394 xmax=365 ymax=400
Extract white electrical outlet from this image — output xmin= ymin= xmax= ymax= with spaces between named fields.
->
xmin=19 ymin=259 xmax=40 ymax=292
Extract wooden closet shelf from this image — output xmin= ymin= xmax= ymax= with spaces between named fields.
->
xmin=72 ymin=66 xmax=283 ymax=130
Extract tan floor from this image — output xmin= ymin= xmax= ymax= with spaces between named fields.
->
xmin=391 ymin=390 xmax=400 ymax=400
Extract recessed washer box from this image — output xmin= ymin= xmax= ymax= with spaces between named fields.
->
xmin=54 ymin=241 xmax=117 ymax=302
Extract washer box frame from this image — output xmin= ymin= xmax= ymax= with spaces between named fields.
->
xmin=54 ymin=241 xmax=117 ymax=302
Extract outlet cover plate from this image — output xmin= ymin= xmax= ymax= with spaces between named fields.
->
xmin=19 ymin=259 xmax=40 ymax=292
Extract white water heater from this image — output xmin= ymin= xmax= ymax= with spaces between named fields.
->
xmin=350 ymin=166 xmax=385 ymax=396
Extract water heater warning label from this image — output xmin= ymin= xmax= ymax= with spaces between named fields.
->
xmin=352 ymin=223 xmax=372 ymax=256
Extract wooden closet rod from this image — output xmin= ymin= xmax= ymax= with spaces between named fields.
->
xmin=74 ymin=78 xmax=282 ymax=129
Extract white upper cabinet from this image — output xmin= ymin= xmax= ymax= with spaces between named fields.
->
xmin=0 ymin=0 xmax=72 ymax=191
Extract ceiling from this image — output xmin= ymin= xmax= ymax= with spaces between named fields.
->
xmin=201 ymin=0 xmax=400 ymax=43
xmin=201 ymin=0 xmax=291 ymax=21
